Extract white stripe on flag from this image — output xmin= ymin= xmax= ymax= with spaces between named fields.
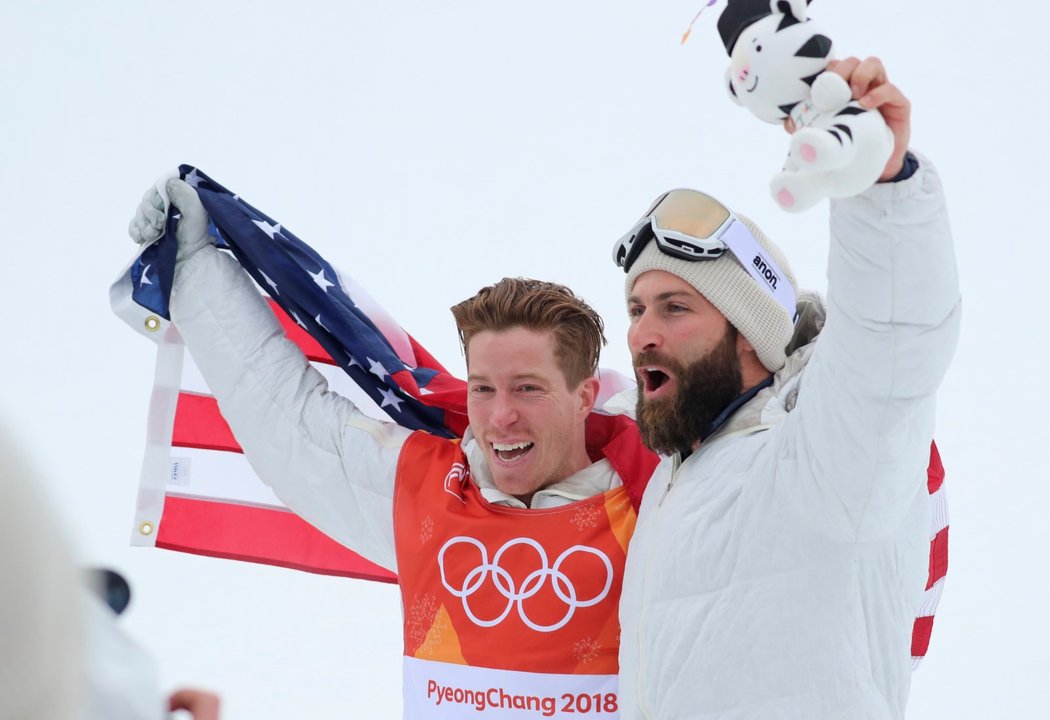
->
xmin=929 ymin=484 xmax=949 ymax=539
xmin=168 ymin=447 xmax=289 ymax=509
xmin=917 ymin=576 xmax=946 ymax=618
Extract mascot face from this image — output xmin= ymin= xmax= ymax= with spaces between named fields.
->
xmin=726 ymin=10 xmax=833 ymax=124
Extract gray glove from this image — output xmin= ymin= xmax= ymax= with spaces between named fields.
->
xmin=127 ymin=177 xmax=212 ymax=264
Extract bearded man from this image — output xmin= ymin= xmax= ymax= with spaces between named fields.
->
xmin=611 ymin=57 xmax=960 ymax=719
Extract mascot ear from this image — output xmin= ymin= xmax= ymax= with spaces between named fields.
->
xmin=772 ymin=0 xmax=809 ymax=22
xmin=725 ymin=67 xmax=743 ymax=106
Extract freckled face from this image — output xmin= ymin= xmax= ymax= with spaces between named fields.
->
xmin=466 ymin=327 xmax=595 ymax=504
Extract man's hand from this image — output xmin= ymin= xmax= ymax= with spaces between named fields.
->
xmin=127 ymin=178 xmax=213 ymax=263
xmin=827 ymin=56 xmax=911 ymax=181
xmin=127 ymin=183 xmax=167 ymax=246
xmin=168 ymin=688 xmax=221 ymax=720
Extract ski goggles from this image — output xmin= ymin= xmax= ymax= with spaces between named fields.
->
xmin=611 ymin=189 xmax=797 ymax=317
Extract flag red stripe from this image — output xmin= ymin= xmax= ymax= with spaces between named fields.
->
xmin=927 ymin=440 xmax=944 ymax=494
xmin=172 ymin=393 xmax=241 ymax=452
xmin=405 ymin=332 xmax=469 ymax=436
xmin=927 ymin=525 xmax=949 ymax=590
xmin=155 ymin=496 xmax=397 ymax=582
xmin=911 ymin=615 xmax=935 ymax=657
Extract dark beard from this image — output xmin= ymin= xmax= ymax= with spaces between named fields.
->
xmin=634 ymin=326 xmax=743 ymax=456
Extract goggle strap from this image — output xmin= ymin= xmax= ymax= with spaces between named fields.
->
xmin=720 ymin=221 xmax=797 ymax=317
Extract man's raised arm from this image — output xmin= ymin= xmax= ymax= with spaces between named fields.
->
xmin=785 ymin=57 xmax=961 ymax=541
xmin=125 ymin=179 xmax=410 ymax=571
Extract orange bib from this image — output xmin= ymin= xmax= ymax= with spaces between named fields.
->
xmin=393 ymin=432 xmax=636 ymax=718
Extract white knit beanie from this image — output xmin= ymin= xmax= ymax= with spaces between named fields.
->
xmin=625 ymin=213 xmax=798 ymax=372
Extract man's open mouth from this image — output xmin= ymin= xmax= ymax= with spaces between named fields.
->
xmin=639 ymin=367 xmax=672 ymax=393
xmin=492 ymin=441 xmax=534 ymax=462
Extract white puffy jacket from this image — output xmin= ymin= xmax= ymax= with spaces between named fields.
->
xmin=617 ymin=156 xmax=960 ymax=719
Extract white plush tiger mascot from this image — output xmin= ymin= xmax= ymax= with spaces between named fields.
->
xmin=718 ymin=0 xmax=893 ymax=212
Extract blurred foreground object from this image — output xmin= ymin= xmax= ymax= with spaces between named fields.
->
xmin=0 ymin=423 xmax=83 ymax=719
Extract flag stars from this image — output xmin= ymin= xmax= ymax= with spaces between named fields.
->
xmin=347 ymin=356 xmax=361 ymax=369
xmin=290 ymin=310 xmax=307 ymax=329
xmin=185 ymin=169 xmax=203 ymax=188
xmin=378 ymin=387 xmax=404 ymax=412
xmin=310 ymin=267 xmax=335 ymax=292
xmin=139 ymin=264 xmax=153 ymax=287
xmin=253 ymin=219 xmax=282 ymax=239
xmin=314 ymin=314 xmax=328 ymax=332
xmin=260 ymin=270 xmax=279 ymax=295
xmin=367 ymin=358 xmax=388 ymax=380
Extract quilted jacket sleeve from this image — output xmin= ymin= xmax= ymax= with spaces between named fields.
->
xmin=169 ymin=246 xmax=410 ymax=572
xmin=784 ymin=154 xmax=961 ymax=541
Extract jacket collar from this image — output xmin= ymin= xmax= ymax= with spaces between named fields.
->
xmin=460 ymin=430 xmax=622 ymax=510
xmin=703 ymin=289 xmax=826 ymax=445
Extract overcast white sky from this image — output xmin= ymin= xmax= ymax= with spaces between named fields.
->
xmin=2 ymin=1 xmax=1048 ymax=717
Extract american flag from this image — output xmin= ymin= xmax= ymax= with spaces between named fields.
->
xmin=131 ymin=165 xmax=469 ymax=439
xmin=113 ymin=165 xmax=945 ymax=665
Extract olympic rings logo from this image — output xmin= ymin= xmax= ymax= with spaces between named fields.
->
xmin=437 ymin=536 xmax=614 ymax=633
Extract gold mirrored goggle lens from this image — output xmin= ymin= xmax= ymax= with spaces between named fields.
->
xmin=651 ymin=190 xmax=731 ymax=239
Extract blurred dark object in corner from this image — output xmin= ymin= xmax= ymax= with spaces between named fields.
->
xmin=87 ymin=567 xmax=132 ymax=615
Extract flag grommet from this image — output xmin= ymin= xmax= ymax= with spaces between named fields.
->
xmin=138 ymin=521 xmax=155 ymax=536
xmin=144 ymin=316 xmax=161 ymax=332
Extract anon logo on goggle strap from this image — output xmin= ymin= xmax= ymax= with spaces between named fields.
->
xmin=752 ymin=255 xmax=779 ymax=290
